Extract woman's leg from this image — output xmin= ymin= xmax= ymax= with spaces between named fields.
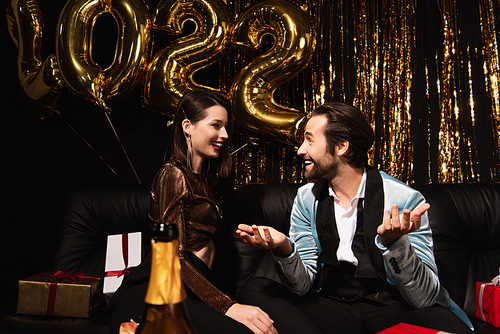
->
xmin=107 ymin=260 xmax=150 ymax=334
xmin=184 ymin=298 xmax=253 ymax=334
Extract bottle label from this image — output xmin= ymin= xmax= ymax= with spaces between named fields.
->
xmin=145 ymin=240 xmax=187 ymax=305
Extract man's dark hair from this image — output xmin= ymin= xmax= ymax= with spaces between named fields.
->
xmin=312 ymin=102 xmax=374 ymax=168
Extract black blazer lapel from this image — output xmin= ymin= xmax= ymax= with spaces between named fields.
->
xmin=312 ymin=179 xmax=339 ymax=266
xmin=364 ymin=166 xmax=387 ymax=280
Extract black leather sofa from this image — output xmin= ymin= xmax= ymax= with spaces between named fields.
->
xmin=2 ymin=182 xmax=500 ymax=333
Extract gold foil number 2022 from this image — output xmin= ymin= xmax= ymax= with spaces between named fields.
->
xmin=7 ymin=0 xmax=315 ymax=146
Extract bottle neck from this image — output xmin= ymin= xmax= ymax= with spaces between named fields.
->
xmin=144 ymin=239 xmax=186 ymax=305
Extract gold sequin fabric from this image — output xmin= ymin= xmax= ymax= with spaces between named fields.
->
xmin=149 ymin=159 xmax=235 ymax=314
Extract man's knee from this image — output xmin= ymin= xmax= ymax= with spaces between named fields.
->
xmin=239 ymin=276 xmax=274 ymax=302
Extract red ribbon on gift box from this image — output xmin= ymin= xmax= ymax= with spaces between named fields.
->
xmin=104 ymin=267 xmax=132 ymax=278
xmin=104 ymin=233 xmax=136 ymax=279
xmin=37 ymin=270 xmax=101 ymax=316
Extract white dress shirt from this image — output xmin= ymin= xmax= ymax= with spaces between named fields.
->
xmin=328 ymin=169 xmax=367 ymax=266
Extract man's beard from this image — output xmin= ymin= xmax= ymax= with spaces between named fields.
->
xmin=305 ymin=154 xmax=338 ymax=180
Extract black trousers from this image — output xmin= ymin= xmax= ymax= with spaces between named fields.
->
xmin=239 ymin=276 xmax=473 ymax=334
xmin=107 ymin=253 xmax=253 ymax=334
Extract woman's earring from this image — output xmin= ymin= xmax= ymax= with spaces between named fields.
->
xmin=186 ymin=133 xmax=192 ymax=171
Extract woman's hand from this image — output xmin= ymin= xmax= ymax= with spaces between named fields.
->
xmin=236 ymin=224 xmax=293 ymax=257
xmin=118 ymin=319 xmax=138 ymax=334
xmin=226 ymin=303 xmax=279 ymax=334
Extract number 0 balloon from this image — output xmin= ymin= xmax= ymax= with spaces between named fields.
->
xmin=55 ymin=0 xmax=151 ymax=111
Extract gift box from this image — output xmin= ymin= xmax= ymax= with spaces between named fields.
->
xmin=475 ymin=275 xmax=500 ymax=327
xmin=377 ymin=323 xmax=452 ymax=333
xmin=16 ymin=270 xmax=103 ymax=318
xmin=103 ymin=232 xmax=141 ymax=302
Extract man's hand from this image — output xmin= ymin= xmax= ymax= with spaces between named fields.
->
xmin=236 ymin=224 xmax=293 ymax=257
xmin=377 ymin=203 xmax=430 ymax=248
xmin=226 ymin=303 xmax=279 ymax=334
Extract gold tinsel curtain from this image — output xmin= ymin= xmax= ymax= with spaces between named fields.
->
xmin=227 ymin=0 xmax=500 ymax=186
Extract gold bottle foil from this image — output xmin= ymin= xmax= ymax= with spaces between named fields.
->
xmin=145 ymin=240 xmax=187 ymax=305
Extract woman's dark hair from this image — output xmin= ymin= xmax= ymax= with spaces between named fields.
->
xmin=171 ymin=89 xmax=233 ymax=177
xmin=312 ymin=102 xmax=374 ymax=168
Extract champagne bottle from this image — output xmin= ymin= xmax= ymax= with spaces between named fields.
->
xmin=136 ymin=223 xmax=196 ymax=334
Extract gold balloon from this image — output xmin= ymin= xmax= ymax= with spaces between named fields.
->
xmin=6 ymin=0 xmax=64 ymax=119
xmin=229 ymin=0 xmax=316 ymax=146
xmin=143 ymin=0 xmax=230 ymax=116
xmin=55 ymin=0 xmax=151 ymax=112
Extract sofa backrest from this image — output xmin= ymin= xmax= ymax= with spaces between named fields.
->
xmin=52 ymin=185 xmax=152 ymax=276
xmin=414 ymin=183 xmax=500 ymax=318
xmin=223 ymin=183 xmax=302 ymax=296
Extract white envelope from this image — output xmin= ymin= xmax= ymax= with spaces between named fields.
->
xmin=103 ymin=232 xmax=142 ymax=303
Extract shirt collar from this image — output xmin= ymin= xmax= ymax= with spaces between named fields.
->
xmin=328 ymin=167 xmax=367 ymax=204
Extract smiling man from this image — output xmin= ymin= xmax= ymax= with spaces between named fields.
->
xmin=236 ymin=102 xmax=473 ymax=334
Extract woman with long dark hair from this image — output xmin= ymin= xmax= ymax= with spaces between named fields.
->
xmin=108 ymin=90 xmax=277 ymax=334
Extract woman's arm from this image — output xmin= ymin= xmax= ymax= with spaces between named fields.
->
xmin=151 ymin=164 xmax=236 ymax=313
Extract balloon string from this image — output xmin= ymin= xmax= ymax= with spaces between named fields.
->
xmin=52 ymin=110 xmax=127 ymax=184
xmin=103 ymin=112 xmax=142 ymax=185
xmin=231 ymin=141 xmax=259 ymax=155
xmin=231 ymin=143 xmax=248 ymax=155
